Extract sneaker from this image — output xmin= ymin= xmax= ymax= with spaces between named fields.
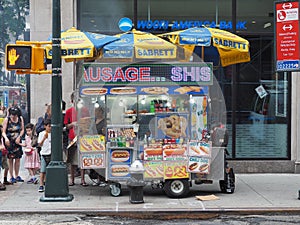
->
xmin=10 ymin=177 xmax=16 ymax=183
xmin=38 ymin=186 xmax=44 ymax=192
xmin=33 ymin=178 xmax=39 ymax=184
xmin=27 ymin=179 xmax=34 ymax=184
xmin=16 ymin=176 xmax=24 ymax=182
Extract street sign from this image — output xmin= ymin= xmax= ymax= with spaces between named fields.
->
xmin=5 ymin=43 xmax=48 ymax=74
xmin=6 ymin=45 xmax=32 ymax=70
xmin=275 ymin=1 xmax=300 ymax=71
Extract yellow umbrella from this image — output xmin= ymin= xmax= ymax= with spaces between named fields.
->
xmin=159 ymin=27 xmax=250 ymax=67
xmin=102 ymin=29 xmax=178 ymax=61
xmin=45 ymin=27 xmax=119 ymax=62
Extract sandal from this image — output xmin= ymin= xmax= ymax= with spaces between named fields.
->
xmin=80 ymin=182 xmax=88 ymax=187
xmin=68 ymin=182 xmax=75 ymax=186
xmin=0 ymin=182 xmax=6 ymax=191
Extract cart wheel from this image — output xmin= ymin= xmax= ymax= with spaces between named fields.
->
xmin=219 ymin=168 xmax=235 ymax=194
xmin=110 ymin=183 xmax=121 ymax=197
xmin=163 ymin=179 xmax=190 ymax=198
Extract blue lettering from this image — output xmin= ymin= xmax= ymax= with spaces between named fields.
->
xmin=237 ymin=21 xmax=247 ymax=30
xmin=172 ymin=21 xmax=179 ymax=29
xmin=179 ymin=21 xmax=189 ymax=29
xmin=227 ymin=21 xmax=232 ymax=29
xmin=210 ymin=21 xmax=216 ymax=28
xmin=203 ymin=21 xmax=210 ymax=26
xmin=152 ymin=20 xmax=160 ymax=29
xmin=137 ymin=20 xmax=148 ymax=29
xmin=137 ymin=20 xmax=248 ymax=31
xmin=219 ymin=21 xmax=227 ymax=29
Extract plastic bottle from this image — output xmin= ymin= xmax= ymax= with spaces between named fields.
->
xmin=150 ymin=100 xmax=155 ymax=113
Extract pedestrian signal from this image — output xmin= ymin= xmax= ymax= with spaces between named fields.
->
xmin=5 ymin=44 xmax=45 ymax=71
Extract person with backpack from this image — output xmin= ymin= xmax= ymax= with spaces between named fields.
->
xmin=2 ymin=106 xmax=25 ymax=183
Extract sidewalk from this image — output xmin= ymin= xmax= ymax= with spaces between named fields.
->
xmin=1 ymin=173 xmax=300 ymax=214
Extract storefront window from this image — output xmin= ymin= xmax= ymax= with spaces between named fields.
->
xmin=77 ymin=0 xmax=290 ymax=159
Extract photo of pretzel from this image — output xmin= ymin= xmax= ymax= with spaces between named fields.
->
xmin=157 ymin=115 xmax=187 ymax=138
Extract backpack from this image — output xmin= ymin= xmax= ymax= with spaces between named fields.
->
xmin=35 ymin=116 xmax=45 ymax=135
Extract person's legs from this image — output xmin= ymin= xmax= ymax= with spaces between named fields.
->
xmin=38 ymin=156 xmax=46 ymax=192
xmin=15 ymin=158 xmax=24 ymax=182
xmin=80 ymin=169 xmax=88 ymax=186
xmin=69 ymin=164 xmax=76 ymax=185
xmin=2 ymin=155 xmax=12 ymax=185
xmin=14 ymin=158 xmax=20 ymax=177
xmin=8 ymin=158 xmax=15 ymax=182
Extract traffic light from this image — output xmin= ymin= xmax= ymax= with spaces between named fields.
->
xmin=5 ymin=44 xmax=45 ymax=72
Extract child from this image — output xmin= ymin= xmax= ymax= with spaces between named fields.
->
xmin=21 ymin=123 xmax=40 ymax=184
xmin=37 ymin=119 xmax=51 ymax=192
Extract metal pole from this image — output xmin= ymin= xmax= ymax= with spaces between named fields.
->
xmin=40 ymin=0 xmax=73 ymax=202
xmin=231 ymin=0 xmax=237 ymax=158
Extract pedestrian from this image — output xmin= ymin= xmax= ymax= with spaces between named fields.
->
xmin=0 ymin=124 xmax=11 ymax=186
xmin=64 ymin=92 xmax=88 ymax=186
xmin=21 ymin=123 xmax=40 ymax=184
xmin=35 ymin=103 xmax=52 ymax=135
xmin=2 ymin=106 xmax=25 ymax=183
xmin=37 ymin=119 xmax=51 ymax=192
xmin=0 ymin=125 xmax=6 ymax=191
xmin=92 ymin=106 xmax=107 ymax=186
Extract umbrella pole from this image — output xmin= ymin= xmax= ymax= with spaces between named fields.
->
xmin=202 ymin=46 xmax=204 ymax=62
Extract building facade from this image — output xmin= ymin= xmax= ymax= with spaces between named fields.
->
xmin=30 ymin=0 xmax=300 ymax=173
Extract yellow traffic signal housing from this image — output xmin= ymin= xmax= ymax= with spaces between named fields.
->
xmin=6 ymin=44 xmax=45 ymax=72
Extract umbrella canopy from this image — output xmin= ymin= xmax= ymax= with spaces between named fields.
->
xmin=45 ymin=27 xmax=119 ymax=61
xmin=102 ymin=29 xmax=178 ymax=61
xmin=158 ymin=27 xmax=250 ymax=67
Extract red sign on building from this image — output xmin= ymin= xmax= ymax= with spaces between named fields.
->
xmin=275 ymin=1 xmax=300 ymax=71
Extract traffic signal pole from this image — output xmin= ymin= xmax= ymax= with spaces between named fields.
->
xmin=40 ymin=0 xmax=73 ymax=202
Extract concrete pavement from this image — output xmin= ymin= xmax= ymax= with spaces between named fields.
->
xmin=1 ymin=172 xmax=300 ymax=215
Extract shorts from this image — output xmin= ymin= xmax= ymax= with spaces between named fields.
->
xmin=40 ymin=155 xmax=51 ymax=173
xmin=67 ymin=145 xmax=79 ymax=166
xmin=1 ymin=154 xmax=8 ymax=170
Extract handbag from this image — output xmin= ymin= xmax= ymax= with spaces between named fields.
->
xmin=24 ymin=147 xmax=33 ymax=155
xmin=1 ymin=139 xmax=8 ymax=156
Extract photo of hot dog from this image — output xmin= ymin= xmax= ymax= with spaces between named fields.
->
xmin=156 ymin=165 xmax=164 ymax=177
xmin=80 ymin=138 xmax=93 ymax=151
xmin=188 ymin=162 xmax=199 ymax=171
xmin=145 ymin=148 xmax=163 ymax=156
xmin=81 ymin=87 xmax=107 ymax=96
xmin=164 ymin=148 xmax=186 ymax=156
xmin=91 ymin=139 xmax=105 ymax=151
xmin=200 ymin=146 xmax=209 ymax=155
xmin=111 ymin=150 xmax=130 ymax=162
xmin=145 ymin=167 xmax=156 ymax=177
xmin=111 ymin=165 xmax=129 ymax=177
xmin=191 ymin=146 xmax=200 ymax=154
xmin=199 ymin=163 xmax=209 ymax=172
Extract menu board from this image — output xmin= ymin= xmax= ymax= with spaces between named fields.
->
xmin=144 ymin=161 xmax=164 ymax=179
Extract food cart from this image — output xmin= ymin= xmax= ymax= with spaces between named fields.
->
xmin=76 ymin=62 xmax=235 ymax=198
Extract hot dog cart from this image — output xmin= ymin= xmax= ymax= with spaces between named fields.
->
xmin=76 ymin=62 xmax=235 ymax=198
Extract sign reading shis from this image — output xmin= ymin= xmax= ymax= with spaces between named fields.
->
xmin=82 ymin=63 xmax=213 ymax=86
xmin=275 ymin=1 xmax=300 ymax=71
